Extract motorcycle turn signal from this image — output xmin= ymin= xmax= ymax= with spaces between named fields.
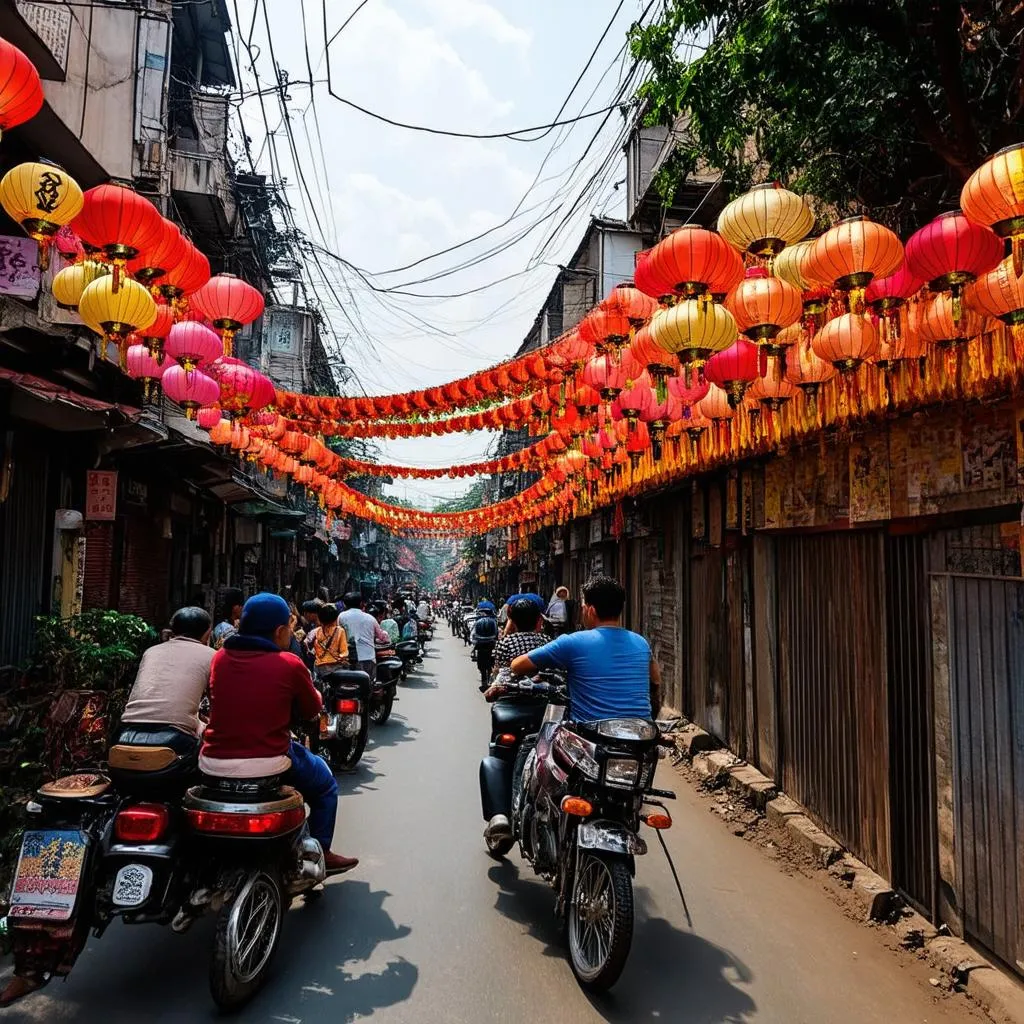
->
xmin=560 ymin=796 xmax=593 ymax=817
xmin=642 ymin=812 xmax=672 ymax=830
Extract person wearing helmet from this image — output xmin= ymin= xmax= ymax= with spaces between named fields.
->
xmin=470 ymin=600 xmax=499 ymax=686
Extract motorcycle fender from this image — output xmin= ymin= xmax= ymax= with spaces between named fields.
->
xmin=577 ymin=821 xmax=647 ymax=858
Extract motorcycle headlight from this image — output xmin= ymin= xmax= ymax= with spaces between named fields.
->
xmin=604 ymin=758 xmax=640 ymax=788
xmin=554 ymin=729 xmax=599 ymax=780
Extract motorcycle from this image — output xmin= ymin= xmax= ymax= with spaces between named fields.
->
xmin=371 ymin=646 xmax=402 ymax=724
xmin=314 ymin=666 xmax=371 ymax=772
xmin=395 ymin=639 xmax=420 ymax=680
xmin=495 ymin=677 xmax=675 ymax=992
xmin=5 ymin=729 xmax=327 ymax=1012
xmin=417 ymin=620 xmax=433 ymax=654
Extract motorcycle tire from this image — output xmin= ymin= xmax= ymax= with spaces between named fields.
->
xmin=210 ymin=868 xmax=284 ymax=1010
xmin=328 ymin=716 xmax=369 ymax=772
xmin=369 ymin=690 xmax=394 ymax=725
xmin=567 ymin=852 xmax=634 ymax=993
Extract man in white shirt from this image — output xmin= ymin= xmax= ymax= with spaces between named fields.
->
xmin=339 ymin=592 xmax=381 ymax=679
xmin=416 ymin=596 xmax=431 ymax=622
xmin=121 ymin=607 xmax=215 ymax=737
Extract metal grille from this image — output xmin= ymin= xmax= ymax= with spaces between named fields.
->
xmin=886 ymin=534 xmax=937 ymax=918
xmin=948 ymin=574 xmax=1024 ymax=975
xmin=777 ymin=531 xmax=891 ymax=877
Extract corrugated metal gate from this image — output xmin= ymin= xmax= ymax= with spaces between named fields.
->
xmin=689 ymin=542 xmax=746 ymax=754
xmin=0 ymin=436 xmax=50 ymax=667
xmin=947 ymin=574 xmax=1024 ymax=975
xmin=777 ymin=532 xmax=891 ymax=877
xmin=885 ymin=534 xmax=937 ymax=918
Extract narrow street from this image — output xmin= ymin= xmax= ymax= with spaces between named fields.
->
xmin=1 ymin=629 xmax=978 ymax=1024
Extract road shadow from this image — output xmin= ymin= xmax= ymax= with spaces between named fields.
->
xmin=487 ymin=859 xmax=565 ymax=958
xmin=487 ymin=863 xmax=756 ymax=1023
xmin=262 ymin=879 xmax=418 ymax=1023
xmin=366 ymin=716 xmax=420 ymax=750
xmin=400 ymin=673 xmax=438 ymax=690
xmin=337 ymin=750 xmax=385 ymax=796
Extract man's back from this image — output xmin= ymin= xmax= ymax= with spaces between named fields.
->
xmin=339 ymin=607 xmax=377 ymax=661
xmin=201 ymin=642 xmax=321 ymax=774
xmin=122 ymin=636 xmax=214 ymax=737
xmin=529 ymin=627 xmax=652 ymax=721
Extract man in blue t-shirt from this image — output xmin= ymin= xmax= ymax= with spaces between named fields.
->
xmin=509 ymin=574 xmax=662 ymax=721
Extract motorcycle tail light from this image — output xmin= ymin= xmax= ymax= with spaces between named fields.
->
xmin=115 ymin=803 xmax=170 ymax=842
xmin=643 ymin=812 xmax=672 ymax=830
xmin=560 ymin=796 xmax=593 ymax=817
xmin=497 ymin=733 xmax=517 ymax=746
xmin=185 ymin=806 xmax=306 ymax=836
xmin=336 ymin=698 xmax=360 ymax=714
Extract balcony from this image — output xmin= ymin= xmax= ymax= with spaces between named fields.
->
xmin=170 ymin=95 xmax=237 ymax=247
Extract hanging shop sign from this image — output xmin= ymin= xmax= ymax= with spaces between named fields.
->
xmin=0 ymin=235 xmax=39 ymax=299
xmin=85 ymin=470 xmax=117 ymax=521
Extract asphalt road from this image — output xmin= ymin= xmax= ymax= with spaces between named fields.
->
xmin=2 ymin=630 xmax=981 ymax=1023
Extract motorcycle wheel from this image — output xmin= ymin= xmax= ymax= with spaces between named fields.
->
xmin=369 ymin=690 xmax=394 ymax=725
xmin=567 ymin=852 xmax=633 ymax=993
xmin=328 ymin=716 xmax=369 ymax=772
xmin=485 ymin=832 xmax=515 ymax=859
xmin=210 ymin=868 xmax=284 ymax=1010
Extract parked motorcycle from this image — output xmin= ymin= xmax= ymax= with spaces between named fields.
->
xmin=5 ymin=730 xmax=327 ymax=1012
xmin=494 ymin=678 xmax=675 ymax=992
xmin=314 ymin=666 xmax=371 ymax=771
xmin=395 ymin=639 xmax=420 ymax=680
xmin=372 ymin=647 xmax=402 ymax=724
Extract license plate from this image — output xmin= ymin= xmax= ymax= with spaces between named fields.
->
xmin=9 ymin=829 xmax=88 ymax=922
xmin=111 ymin=863 xmax=154 ymax=908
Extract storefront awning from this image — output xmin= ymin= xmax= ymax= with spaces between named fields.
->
xmin=0 ymin=368 xmax=138 ymax=431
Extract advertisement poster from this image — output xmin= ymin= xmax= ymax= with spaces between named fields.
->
xmin=849 ymin=434 xmax=891 ymax=523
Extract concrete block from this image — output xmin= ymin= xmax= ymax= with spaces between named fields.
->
xmin=766 ymin=794 xmax=803 ymax=826
xmin=691 ymin=753 xmax=726 ymax=786
xmin=842 ymin=855 xmax=897 ymax=921
xmin=965 ymin=965 xmax=1024 ymax=1024
xmin=675 ymin=722 xmax=717 ymax=758
xmin=725 ymin=764 xmax=777 ymax=810
xmin=784 ymin=813 xmax=842 ymax=867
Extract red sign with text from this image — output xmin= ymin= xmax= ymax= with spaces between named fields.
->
xmin=85 ymin=471 xmax=117 ymax=521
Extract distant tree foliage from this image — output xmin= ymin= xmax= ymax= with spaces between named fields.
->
xmin=630 ymin=1 xmax=1024 ymax=230
xmin=432 ymin=478 xmax=488 ymax=514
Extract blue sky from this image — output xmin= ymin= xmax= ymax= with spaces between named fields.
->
xmin=235 ymin=0 xmax=647 ymax=503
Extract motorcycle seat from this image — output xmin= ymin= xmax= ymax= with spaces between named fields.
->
xmin=316 ymin=667 xmax=372 ymax=695
xmin=395 ymin=641 xmax=420 ymax=655
xmin=108 ymin=723 xmax=199 ymax=777
xmin=196 ymin=774 xmax=289 ymax=802
xmin=378 ymin=657 xmax=403 ymax=671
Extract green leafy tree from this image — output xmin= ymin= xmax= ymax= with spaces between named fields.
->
xmin=433 ymin=478 xmax=488 ymax=514
xmin=630 ymin=1 xmax=1024 ymax=229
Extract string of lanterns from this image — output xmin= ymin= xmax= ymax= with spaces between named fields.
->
xmin=2 ymin=34 xmax=1024 ymax=535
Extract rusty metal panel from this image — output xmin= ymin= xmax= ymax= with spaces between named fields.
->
xmin=886 ymin=534 xmax=937 ymax=919
xmin=777 ymin=531 xmax=891 ymax=877
xmin=752 ymin=535 xmax=778 ymax=780
xmin=948 ymin=574 xmax=1024 ymax=976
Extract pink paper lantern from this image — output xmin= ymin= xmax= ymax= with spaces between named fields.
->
xmin=196 ymin=404 xmax=223 ymax=430
xmin=165 ymin=320 xmax=221 ymax=370
xmin=162 ymin=364 xmax=218 ymax=418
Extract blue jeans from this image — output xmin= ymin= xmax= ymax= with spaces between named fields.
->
xmin=286 ymin=740 xmax=338 ymax=849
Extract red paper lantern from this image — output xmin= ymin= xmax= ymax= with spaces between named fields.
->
xmin=73 ymin=183 xmax=163 ymax=286
xmin=161 ymin=240 xmax=210 ymax=301
xmin=162 ymin=365 xmax=218 ymax=418
xmin=582 ymin=353 xmax=628 ymax=401
xmin=811 ymin=313 xmax=879 ymax=372
xmin=647 ymin=225 xmax=744 ymax=300
xmin=196 ymin=405 xmax=223 ymax=430
xmin=725 ymin=266 xmax=803 ymax=350
xmin=905 ymin=210 xmax=1003 ymax=321
xmin=616 ymin=372 xmax=654 ymax=427
xmin=703 ymin=338 xmax=764 ymax=406
xmin=961 ymin=143 xmax=1024 ymax=276
xmin=0 ymin=37 xmax=44 ymax=137
xmin=127 ymin=217 xmax=188 ymax=285
xmin=140 ymin=302 xmax=176 ymax=362
xmin=189 ymin=273 xmax=265 ymax=356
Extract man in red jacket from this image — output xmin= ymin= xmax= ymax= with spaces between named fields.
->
xmin=200 ymin=593 xmax=357 ymax=875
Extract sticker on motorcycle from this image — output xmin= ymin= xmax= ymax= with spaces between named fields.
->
xmin=112 ymin=863 xmax=154 ymax=907
xmin=9 ymin=829 xmax=88 ymax=921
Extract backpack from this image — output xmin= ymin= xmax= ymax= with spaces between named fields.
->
xmin=401 ymin=620 xmax=418 ymax=640
xmin=474 ymin=615 xmax=498 ymax=642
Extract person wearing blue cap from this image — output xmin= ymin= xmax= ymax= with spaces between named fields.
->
xmin=200 ymin=593 xmax=358 ymax=875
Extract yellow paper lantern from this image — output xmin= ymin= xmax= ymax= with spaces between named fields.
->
xmin=772 ymin=238 xmax=817 ymax=291
xmin=718 ymin=182 xmax=814 ymax=258
xmin=0 ymin=160 xmax=83 ymax=265
xmin=79 ymin=275 xmax=157 ymax=367
xmin=51 ymin=260 xmax=109 ymax=309
xmin=648 ymin=298 xmax=737 ymax=369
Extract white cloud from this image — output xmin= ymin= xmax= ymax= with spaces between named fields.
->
xmin=418 ymin=0 xmax=531 ymax=52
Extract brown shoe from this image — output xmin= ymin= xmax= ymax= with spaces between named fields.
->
xmin=0 ymin=976 xmax=43 ymax=1007
xmin=324 ymin=852 xmax=359 ymax=875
